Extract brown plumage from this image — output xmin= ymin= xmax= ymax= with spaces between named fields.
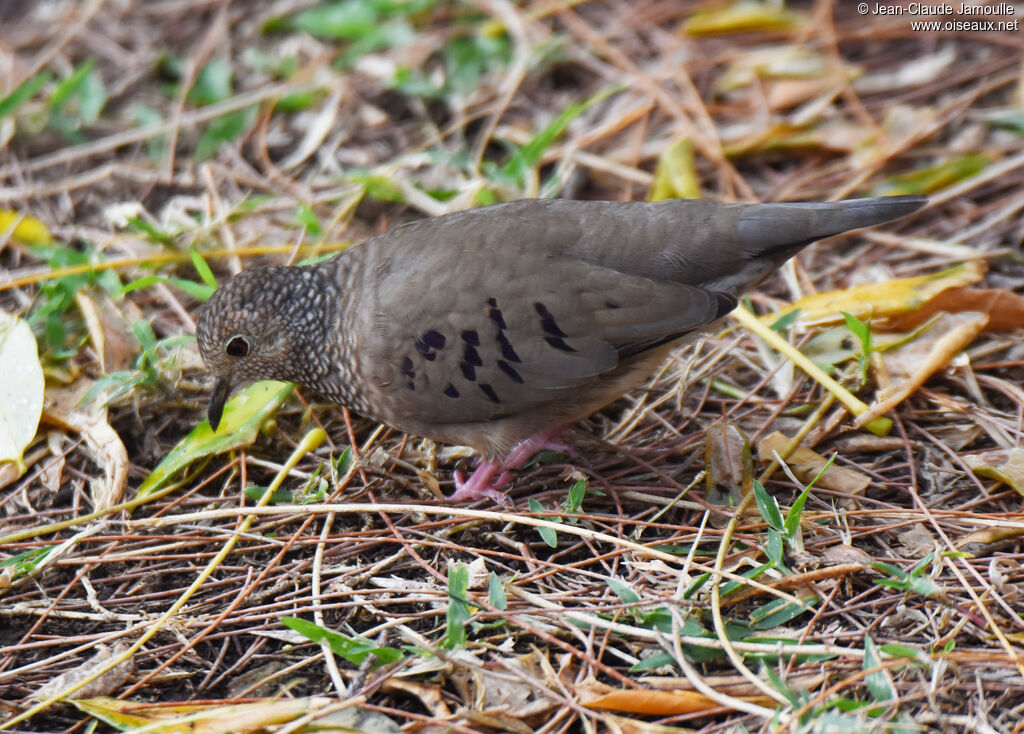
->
xmin=196 ymin=196 xmax=926 ymax=502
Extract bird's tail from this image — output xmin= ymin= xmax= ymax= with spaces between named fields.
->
xmin=702 ymin=195 xmax=927 ymax=293
xmin=735 ymin=195 xmax=928 ymax=256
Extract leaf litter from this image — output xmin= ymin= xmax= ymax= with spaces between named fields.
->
xmin=1 ymin=2 xmax=1024 ymax=732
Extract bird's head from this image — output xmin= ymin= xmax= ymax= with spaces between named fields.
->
xmin=196 ymin=265 xmax=337 ymax=430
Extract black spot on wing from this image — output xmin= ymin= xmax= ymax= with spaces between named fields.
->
xmin=534 ymin=302 xmax=567 ymax=337
xmin=414 ymin=329 xmax=446 ymax=361
xmin=479 ymin=383 xmax=500 ymax=403
xmin=400 ymin=357 xmax=415 ymax=379
xmin=423 ymin=330 xmax=446 ymax=348
xmin=443 ymin=383 xmax=459 ymax=398
xmin=497 ymin=360 xmax=523 ymax=383
xmin=545 ymin=336 xmax=576 ymax=353
xmin=460 ymin=329 xmax=482 ymax=380
xmin=496 ymin=332 xmax=521 ymax=363
xmin=487 ymin=301 xmax=507 ymax=330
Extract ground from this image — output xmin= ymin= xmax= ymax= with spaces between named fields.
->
xmin=1 ymin=1 xmax=1024 ymax=732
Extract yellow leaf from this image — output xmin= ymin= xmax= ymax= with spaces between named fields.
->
xmin=774 ymin=261 xmax=986 ymax=326
xmin=871 ymin=154 xmax=991 ymax=196
xmin=648 ymin=139 xmax=700 ymax=201
xmin=683 ymin=1 xmax=805 ymax=36
xmin=964 ymin=447 xmax=1024 ymax=498
xmin=0 ymin=209 xmax=51 ymax=245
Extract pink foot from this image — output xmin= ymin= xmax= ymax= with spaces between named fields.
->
xmin=446 ymin=429 xmax=571 ymax=505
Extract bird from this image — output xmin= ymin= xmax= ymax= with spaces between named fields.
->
xmin=196 ymin=195 xmax=926 ymax=504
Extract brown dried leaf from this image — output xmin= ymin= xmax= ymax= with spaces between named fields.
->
xmin=74 ymin=289 xmax=141 ymax=373
xmin=43 ymin=382 xmax=129 ymax=510
xmin=33 ymin=644 xmax=133 ymax=701
xmin=857 ymin=312 xmax=988 ymax=428
xmin=882 ymin=288 xmax=1024 ymax=333
xmin=705 ymin=420 xmax=751 ymax=496
xmin=757 ymin=431 xmax=871 ymax=494
xmin=580 ymin=679 xmax=773 ymax=715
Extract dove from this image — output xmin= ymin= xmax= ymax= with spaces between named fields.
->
xmin=196 ymin=195 xmax=926 ymax=503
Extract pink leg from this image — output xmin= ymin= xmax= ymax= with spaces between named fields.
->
xmin=447 ymin=429 xmax=571 ymax=505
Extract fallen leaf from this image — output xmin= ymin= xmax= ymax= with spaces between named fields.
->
xmin=0 ymin=209 xmax=52 ymax=245
xmin=74 ymin=289 xmax=141 ymax=373
xmin=73 ymin=696 xmax=401 ymax=733
xmin=883 ymin=287 xmax=1024 ymax=333
xmin=0 ymin=309 xmax=45 ymax=477
xmin=857 ymin=312 xmax=988 ymax=428
xmin=775 ymin=261 xmax=986 ymax=326
xmin=33 ymin=644 xmax=133 ymax=701
xmin=138 ymin=380 xmax=293 ymax=497
xmin=580 ymin=679 xmax=773 ymax=715
xmin=683 ymin=2 xmax=805 ymax=35
xmin=648 ymin=138 xmax=700 ymax=201
xmin=757 ymin=431 xmax=871 ymax=494
xmin=870 ymin=154 xmax=990 ymax=196
xmin=958 ymin=525 xmax=1024 ymax=552
xmin=705 ymin=420 xmax=752 ymax=496
xmin=44 ymin=383 xmax=129 ymax=510
xmin=964 ymin=447 xmax=1024 ymax=497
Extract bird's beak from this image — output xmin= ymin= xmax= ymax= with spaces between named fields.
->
xmin=208 ymin=376 xmax=231 ymax=432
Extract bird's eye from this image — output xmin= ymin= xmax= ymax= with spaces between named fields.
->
xmin=225 ymin=335 xmax=251 ymax=358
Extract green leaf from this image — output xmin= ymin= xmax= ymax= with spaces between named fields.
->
xmin=721 ymin=561 xmax=773 ymax=597
xmin=498 ymin=100 xmax=587 ymax=186
xmin=137 ymin=381 xmax=294 ymax=496
xmin=280 ymin=617 xmax=403 ymax=666
xmin=122 ymin=215 xmax=175 ymax=244
xmin=682 ymin=571 xmax=711 ymax=598
xmin=294 ymin=203 xmax=323 ymax=237
xmin=442 ymin=34 xmax=511 ymax=98
xmin=749 ymin=596 xmax=817 ymax=630
xmin=50 ymin=60 xmax=95 ymax=110
xmin=443 ymin=562 xmax=471 ymax=649
xmin=528 ymin=498 xmax=559 ymax=548
xmin=863 ymin=634 xmax=896 ymax=702
xmin=879 ymin=643 xmax=924 ymax=661
xmin=195 ymin=107 xmax=257 ymax=160
xmin=770 ymin=309 xmax=801 ymax=332
xmin=563 ymin=478 xmax=586 ymax=513
xmin=189 ymin=247 xmax=219 ymax=289
xmin=166 ymin=278 xmax=216 ymax=302
xmin=349 ymin=171 xmax=405 ymax=203
xmin=116 ymin=274 xmax=216 ymax=303
xmin=630 ymin=651 xmax=677 ymax=672
xmin=332 ymin=446 xmax=353 ymax=476
xmin=607 ymin=577 xmax=641 ymax=606
xmin=189 ymin=58 xmax=233 ymax=106
xmin=488 ymin=572 xmax=507 ymax=611
xmin=0 ymin=71 xmax=51 ymax=118
xmin=753 ymin=480 xmax=784 ymax=531
xmin=0 ymin=546 xmax=54 ymax=579
xmin=292 ymin=0 xmax=377 ymax=39
xmin=870 ymin=154 xmax=990 ymax=196
xmin=133 ymin=104 xmax=166 ymax=158
xmin=764 ymin=528 xmax=784 ymax=566
xmin=842 ymin=311 xmax=872 ymax=354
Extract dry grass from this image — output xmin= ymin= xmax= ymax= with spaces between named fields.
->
xmin=2 ymin=1 xmax=1024 ymax=732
